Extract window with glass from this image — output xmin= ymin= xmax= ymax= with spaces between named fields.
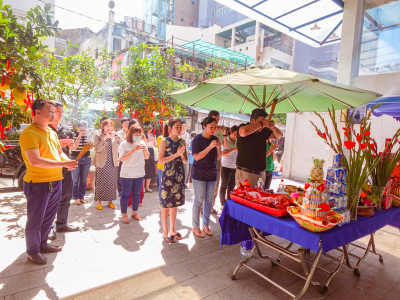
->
xmin=358 ymin=0 xmax=400 ymax=76
xmin=217 ymin=6 xmax=226 ymax=18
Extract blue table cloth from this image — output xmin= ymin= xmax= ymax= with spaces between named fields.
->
xmin=219 ymin=201 xmax=400 ymax=254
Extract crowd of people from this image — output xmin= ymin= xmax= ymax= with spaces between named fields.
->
xmin=19 ymin=98 xmax=282 ymax=264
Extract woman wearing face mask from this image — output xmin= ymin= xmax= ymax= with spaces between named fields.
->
xmin=191 ymin=117 xmax=221 ymax=238
xmin=158 ymin=118 xmax=188 ymax=243
xmin=93 ymin=119 xmax=123 ymax=210
xmin=119 ymin=124 xmax=149 ymax=223
xmin=219 ymin=125 xmax=239 ymax=212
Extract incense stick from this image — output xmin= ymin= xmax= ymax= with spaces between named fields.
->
xmin=75 ymin=143 xmax=92 ymax=161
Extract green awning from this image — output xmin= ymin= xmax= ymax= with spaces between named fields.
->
xmin=181 ymin=39 xmax=255 ymax=66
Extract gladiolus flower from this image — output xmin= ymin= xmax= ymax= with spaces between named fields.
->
xmin=344 ymin=132 xmax=348 ymax=137
xmin=361 ymin=126 xmax=364 ymax=130
xmin=364 ymin=130 xmax=370 ymax=137
xmin=372 ymin=154 xmax=376 ymax=158
xmin=344 ymin=140 xmax=356 ymax=149
xmin=342 ymin=127 xmax=347 ymax=131
xmin=356 ymin=134 xmax=362 ymax=142
xmin=360 ymin=143 xmax=367 ymax=150
xmin=322 ymin=132 xmax=326 ymax=139
xmin=370 ymin=143 xmax=375 ymax=148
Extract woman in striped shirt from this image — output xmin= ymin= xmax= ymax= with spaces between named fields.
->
xmin=71 ymin=120 xmax=92 ymax=205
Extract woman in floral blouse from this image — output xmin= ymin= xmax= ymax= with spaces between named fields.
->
xmin=158 ymin=118 xmax=188 ymax=243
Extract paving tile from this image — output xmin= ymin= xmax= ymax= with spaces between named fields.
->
xmin=73 ymin=280 xmax=138 ymax=300
xmin=0 ymin=269 xmax=47 ymax=298
xmin=203 ymin=294 xmax=224 ymax=300
xmin=135 ymin=287 xmax=180 ymax=300
xmin=171 ymin=268 xmax=236 ymax=300
xmin=126 ymin=264 xmax=195 ymax=298
xmin=4 ymin=285 xmax=58 ymax=300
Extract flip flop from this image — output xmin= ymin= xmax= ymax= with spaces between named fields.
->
xmin=80 ymin=199 xmax=88 ymax=204
xmin=171 ymin=232 xmax=182 ymax=240
xmin=162 ymin=235 xmax=175 ymax=243
xmin=146 ymin=189 xmax=153 ymax=193
xmin=74 ymin=201 xmax=81 ymax=205
xmin=131 ymin=214 xmax=143 ymax=221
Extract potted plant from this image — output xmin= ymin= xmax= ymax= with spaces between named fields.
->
xmin=213 ymin=58 xmax=220 ymax=69
xmin=206 ymin=57 xmax=212 ymax=66
xmin=174 ymin=63 xmax=182 ymax=78
xmin=222 ymin=59 xmax=230 ymax=70
xmin=179 ymin=63 xmax=193 ymax=79
xmin=197 ymin=67 xmax=206 ymax=82
xmin=230 ymin=60 xmax=237 ymax=72
xmin=311 ymin=106 xmax=385 ymax=220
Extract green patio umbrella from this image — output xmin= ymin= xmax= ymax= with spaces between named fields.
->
xmin=169 ymin=67 xmax=382 ymax=114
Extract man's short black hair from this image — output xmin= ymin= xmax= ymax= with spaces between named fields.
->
xmin=120 ymin=117 xmax=129 ymax=124
xmin=53 ymin=101 xmax=64 ymax=108
xmin=128 ymin=119 xmax=138 ymax=128
xmin=190 ymin=132 xmax=196 ymax=138
xmin=208 ymin=110 xmax=219 ymax=118
xmin=250 ymin=108 xmax=268 ymax=121
xmin=32 ymin=99 xmax=56 ymax=116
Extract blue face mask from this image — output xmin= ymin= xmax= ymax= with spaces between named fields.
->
xmin=132 ymin=136 xmax=141 ymax=142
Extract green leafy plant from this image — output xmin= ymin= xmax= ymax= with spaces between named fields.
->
xmin=113 ymin=43 xmax=187 ymax=130
xmin=0 ymin=2 xmax=58 ymax=150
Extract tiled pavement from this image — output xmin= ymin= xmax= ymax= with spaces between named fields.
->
xmin=1 ymin=176 xmax=400 ymax=300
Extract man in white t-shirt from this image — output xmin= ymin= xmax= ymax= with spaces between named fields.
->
xmin=180 ymin=122 xmax=191 ymax=185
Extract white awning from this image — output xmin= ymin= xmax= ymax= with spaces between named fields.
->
xmin=215 ymin=0 xmax=344 ymax=47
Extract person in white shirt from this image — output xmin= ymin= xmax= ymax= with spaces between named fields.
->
xmin=118 ymin=123 xmax=150 ymax=224
xmin=144 ymin=124 xmax=156 ymax=192
xmin=179 ymin=122 xmax=191 ymax=184
xmin=117 ymin=117 xmax=130 ymax=196
xmin=219 ymin=126 xmax=239 ymax=211
xmin=117 ymin=117 xmax=130 ymax=140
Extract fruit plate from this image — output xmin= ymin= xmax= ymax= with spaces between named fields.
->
xmin=230 ymin=194 xmax=289 ymax=217
xmin=287 ymin=207 xmax=343 ymax=233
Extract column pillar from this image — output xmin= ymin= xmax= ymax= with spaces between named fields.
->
xmin=255 ymin=21 xmax=260 ymax=46
xmin=231 ymin=26 xmax=236 ymax=48
xmin=108 ymin=10 xmax=115 ymax=54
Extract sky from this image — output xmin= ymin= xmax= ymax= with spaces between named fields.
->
xmin=55 ymin=0 xmax=143 ymax=32
xmin=6 ymin=0 xmax=144 ymax=33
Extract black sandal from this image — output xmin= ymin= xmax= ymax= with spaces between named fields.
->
xmin=162 ymin=235 xmax=175 ymax=243
xmin=171 ymin=232 xmax=182 ymax=240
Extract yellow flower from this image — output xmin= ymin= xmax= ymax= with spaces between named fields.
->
xmin=167 ymin=203 xmax=173 ymax=208
xmin=166 ymin=140 xmax=170 ymax=146
xmin=177 ymin=174 xmax=184 ymax=182
xmin=161 ymin=190 xmax=168 ymax=199
xmin=180 ymin=140 xmax=185 ymax=147
xmin=166 ymin=169 xmax=175 ymax=177
xmin=175 ymin=193 xmax=181 ymax=199
xmin=176 ymin=201 xmax=181 ymax=205
xmin=171 ymin=184 xmax=179 ymax=194
xmin=165 ymin=180 xmax=172 ymax=186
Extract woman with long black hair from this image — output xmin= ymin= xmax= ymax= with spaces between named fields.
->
xmin=158 ymin=119 xmax=188 ymax=243
xmin=191 ymin=117 xmax=221 ymax=238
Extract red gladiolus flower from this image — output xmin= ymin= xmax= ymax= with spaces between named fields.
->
xmin=344 ymin=140 xmax=356 ymax=149
xmin=342 ymin=127 xmax=347 ymax=131
xmin=322 ymin=132 xmax=326 ymax=139
xmin=363 ymin=130 xmax=370 ymax=136
xmin=356 ymin=134 xmax=362 ymax=142
xmin=361 ymin=126 xmax=364 ymax=130
xmin=370 ymin=143 xmax=375 ymax=149
xmin=344 ymin=132 xmax=348 ymax=137
xmin=360 ymin=143 xmax=367 ymax=150
xmin=372 ymin=153 xmax=376 ymax=158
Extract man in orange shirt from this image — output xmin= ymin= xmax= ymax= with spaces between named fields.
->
xmin=19 ymin=99 xmax=77 ymax=265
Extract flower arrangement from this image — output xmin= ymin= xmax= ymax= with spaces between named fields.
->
xmin=310 ymin=106 xmax=385 ymax=219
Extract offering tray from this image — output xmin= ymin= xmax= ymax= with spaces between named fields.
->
xmin=287 ymin=207 xmax=343 ymax=232
xmin=230 ymin=194 xmax=289 ymax=217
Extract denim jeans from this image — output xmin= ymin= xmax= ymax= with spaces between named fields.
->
xmin=71 ymin=156 xmax=91 ymax=200
xmin=192 ymin=179 xmax=217 ymax=228
xmin=120 ymin=177 xmax=144 ymax=213
xmin=24 ymin=180 xmax=62 ymax=255
xmin=157 ymin=168 xmax=163 ymax=199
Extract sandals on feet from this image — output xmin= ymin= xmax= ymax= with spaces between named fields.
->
xmin=162 ymin=235 xmax=175 ymax=243
xmin=171 ymin=232 xmax=182 ymax=240
xmin=122 ymin=215 xmax=130 ymax=224
xmin=80 ymin=199 xmax=88 ymax=204
xmin=74 ymin=200 xmax=81 ymax=205
xmin=145 ymin=188 xmax=153 ymax=193
xmin=131 ymin=214 xmax=143 ymax=221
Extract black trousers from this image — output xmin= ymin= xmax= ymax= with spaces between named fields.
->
xmin=55 ymin=172 xmax=73 ymax=229
xmin=264 ymin=171 xmax=273 ymax=190
xmin=117 ymin=161 xmax=122 ymax=195
xmin=219 ymin=166 xmax=236 ymax=206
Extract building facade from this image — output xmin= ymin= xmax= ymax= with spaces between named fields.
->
xmin=198 ymin=0 xmax=247 ymax=28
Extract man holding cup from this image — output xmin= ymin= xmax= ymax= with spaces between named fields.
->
xmin=48 ymin=101 xmax=80 ymax=239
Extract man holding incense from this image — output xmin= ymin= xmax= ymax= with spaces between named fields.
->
xmin=19 ymin=99 xmax=77 ymax=265
xmin=48 ymin=101 xmax=81 ymax=240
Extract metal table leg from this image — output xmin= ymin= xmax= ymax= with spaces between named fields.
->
xmin=230 ymin=227 xmax=345 ymax=299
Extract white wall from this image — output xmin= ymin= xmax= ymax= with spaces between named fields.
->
xmin=166 ymin=24 xmax=219 ymax=45
xmin=4 ymin=0 xmax=56 ymax=50
xmin=262 ymin=47 xmax=293 ymax=70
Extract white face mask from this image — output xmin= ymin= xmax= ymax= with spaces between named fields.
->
xmin=132 ymin=136 xmax=141 ymax=142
